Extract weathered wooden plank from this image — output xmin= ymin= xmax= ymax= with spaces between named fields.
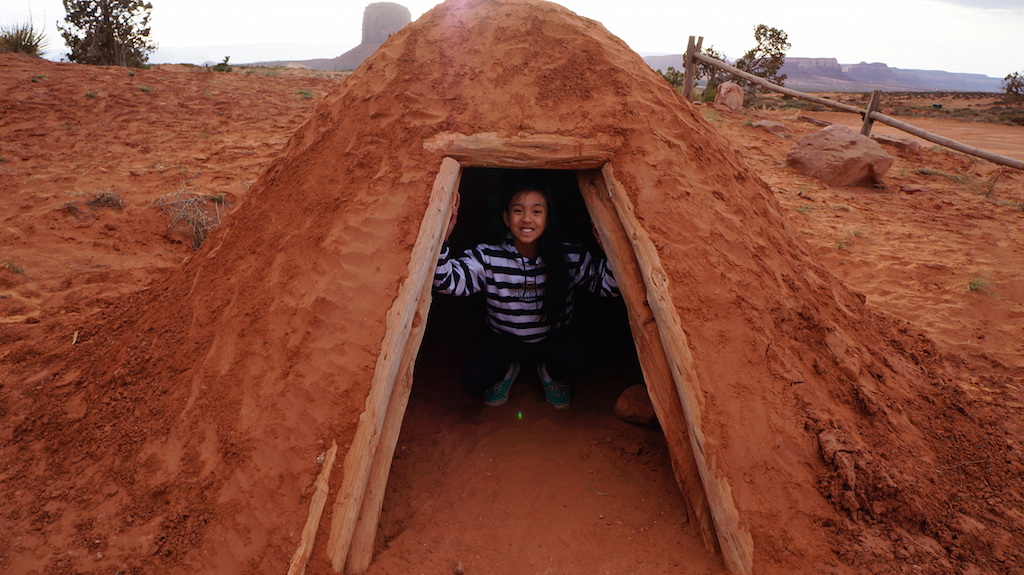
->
xmin=576 ymin=170 xmax=719 ymax=553
xmin=423 ymin=132 xmax=621 ymax=169
xmin=287 ymin=441 xmax=339 ymax=575
xmin=683 ymin=35 xmax=697 ymax=102
xmin=860 ymin=90 xmax=882 ymax=137
xmin=599 ymin=163 xmax=754 ymax=575
xmin=326 ymin=157 xmax=461 ymax=572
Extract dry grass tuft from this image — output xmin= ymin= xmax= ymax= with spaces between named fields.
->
xmin=86 ymin=190 xmax=123 ymax=210
xmin=151 ymin=189 xmax=230 ymax=248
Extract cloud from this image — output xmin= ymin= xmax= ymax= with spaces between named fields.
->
xmin=930 ymin=0 xmax=1024 ymax=12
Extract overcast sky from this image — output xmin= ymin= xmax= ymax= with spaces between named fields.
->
xmin=3 ymin=0 xmax=1022 ymax=78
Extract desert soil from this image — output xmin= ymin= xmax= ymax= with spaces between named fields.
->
xmin=2 ymin=50 xmax=1023 ymax=574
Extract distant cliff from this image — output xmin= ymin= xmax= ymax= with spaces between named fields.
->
xmin=256 ymin=3 xmax=411 ymax=71
xmin=643 ymin=55 xmax=1003 ymax=92
xmin=840 ymin=61 xmax=1001 ymax=92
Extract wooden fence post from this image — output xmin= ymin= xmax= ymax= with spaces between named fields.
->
xmin=860 ymin=90 xmax=882 ymax=136
xmin=683 ymin=36 xmax=697 ymax=102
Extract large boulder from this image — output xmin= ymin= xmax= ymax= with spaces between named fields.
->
xmin=714 ymin=81 xmax=744 ymax=112
xmin=786 ymin=124 xmax=894 ymax=186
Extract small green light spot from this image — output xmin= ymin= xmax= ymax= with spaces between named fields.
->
xmin=517 ymin=411 xmax=523 ymax=420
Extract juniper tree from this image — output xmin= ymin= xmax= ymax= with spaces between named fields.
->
xmin=734 ymin=24 xmax=790 ymax=88
xmin=1004 ymin=71 xmax=1024 ymax=101
xmin=59 ymin=0 xmax=156 ymax=67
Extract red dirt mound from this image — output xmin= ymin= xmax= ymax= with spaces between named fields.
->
xmin=2 ymin=1 xmax=1023 ymax=574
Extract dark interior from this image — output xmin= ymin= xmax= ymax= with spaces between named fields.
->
xmin=415 ymin=167 xmax=641 ymax=406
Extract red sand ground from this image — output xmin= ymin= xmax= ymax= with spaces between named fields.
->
xmin=2 ymin=8 xmax=1024 ymax=574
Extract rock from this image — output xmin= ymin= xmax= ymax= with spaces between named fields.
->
xmin=327 ymin=3 xmax=412 ymax=70
xmin=871 ymin=133 xmax=923 ymax=155
xmin=714 ymin=81 xmax=744 ymax=112
xmin=453 ymin=560 xmax=466 ymax=574
xmin=899 ymin=184 xmax=934 ymax=195
xmin=797 ymin=114 xmax=831 ymax=127
xmin=614 ymin=384 xmax=658 ymax=426
xmin=786 ymin=124 xmax=894 ymax=186
xmin=362 ymin=2 xmax=412 ymax=45
xmin=752 ymin=120 xmax=787 ymax=137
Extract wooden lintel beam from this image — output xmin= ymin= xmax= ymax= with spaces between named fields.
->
xmin=423 ymin=132 xmax=621 ymax=169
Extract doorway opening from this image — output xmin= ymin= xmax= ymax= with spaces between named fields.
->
xmin=323 ymin=148 xmax=750 ymax=575
xmin=373 ymin=167 xmax=708 ymax=571
xmin=415 ymin=166 xmax=642 ymax=414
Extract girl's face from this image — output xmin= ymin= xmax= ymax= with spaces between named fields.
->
xmin=503 ymin=190 xmax=548 ymax=255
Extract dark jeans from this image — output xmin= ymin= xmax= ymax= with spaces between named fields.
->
xmin=461 ymin=330 xmax=588 ymax=395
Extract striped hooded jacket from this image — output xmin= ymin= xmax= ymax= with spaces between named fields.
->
xmin=433 ymin=238 xmax=620 ymax=343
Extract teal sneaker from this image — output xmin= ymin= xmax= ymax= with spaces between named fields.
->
xmin=483 ymin=362 xmax=521 ymax=407
xmin=537 ymin=363 xmax=571 ymax=410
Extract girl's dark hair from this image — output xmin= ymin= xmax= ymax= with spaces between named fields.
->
xmin=503 ymin=180 xmax=570 ymax=325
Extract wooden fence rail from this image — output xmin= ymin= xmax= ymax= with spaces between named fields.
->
xmin=683 ymin=36 xmax=1024 ymax=172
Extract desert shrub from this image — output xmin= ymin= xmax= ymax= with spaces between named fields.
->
xmin=151 ymin=190 xmax=230 ymax=248
xmin=835 ymin=228 xmax=866 ymax=250
xmin=911 ymin=167 xmax=999 ymax=195
xmin=950 ymin=108 xmax=980 ymax=119
xmin=967 ymin=276 xmax=989 ymax=292
xmin=772 ymin=98 xmax=827 ymax=111
xmin=996 ymin=111 xmax=1024 ymax=126
xmin=1003 ymin=71 xmax=1023 ymax=101
xmin=212 ymin=56 xmax=232 ymax=72
xmin=86 ymin=190 xmax=122 ymax=209
xmin=0 ymin=21 xmax=48 ymax=57
xmin=659 ymin=66 xmax=685 ymax=91
xmin=1 ymin=259 xmax=27 ymax=275
xmin=700 ymin=83 xmax=717 ymax=103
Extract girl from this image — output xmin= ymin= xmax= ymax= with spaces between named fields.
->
xmin=433 ymin=181 xmax=619 ymax=409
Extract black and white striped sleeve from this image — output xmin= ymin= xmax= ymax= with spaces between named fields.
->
xmin=434 ymin=244 xmax=487 ymax=296
xmin=569 ymin=245 xmax=620 ymax=297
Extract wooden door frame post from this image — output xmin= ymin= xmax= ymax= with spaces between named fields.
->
xmin=577 ymin=170 xmax=718 ymax=552
xmin=586 ymin=164 xmax=753 ymax=575
xmin=326 ymin=158 xmax=460 ymax=572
